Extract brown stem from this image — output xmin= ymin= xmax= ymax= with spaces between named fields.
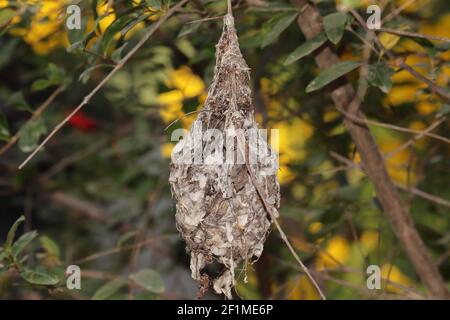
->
xmin=292 ymin=0 xmax=449 ymax=299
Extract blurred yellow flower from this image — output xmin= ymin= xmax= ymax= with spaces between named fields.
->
xmin=420 ymin=13 xmax=450 ymax=38
xmin=395 ymin=0 xmax=430 ymax=13
xmin=391 ymin=55 xmax=430 ymax=84
xmin=385 ymin=85 xmax=421 ymax=106
xmin=158 ymin=67 xmax=206 ymax=127
xmin=168 ymin=66 xmax=205 ymax=98
xmin=286 ymin=276 xmax=320 ymax=300
xmin=360 ymin=230 xmax=379 ymax=253
xmin=8 ymin=1 xmax=69 ymax=55
xmin=416 ymin=100 xmax=440 ymax=115
xmin=308 ymin=222 xmax=323 ymax=234
xmin=379 ymin=32 xmax=400 ymax=51
xmin=160 ymin=142 xmax=175 ymax=158
xmin=316 ymin=235 xmax=350 ymax=269
xmin=381 ymin=264 xmax=413 ymax=293
xmin=271 ymin=119 xmax=314 ymax=184
xmin=97 ymin=2 xmax=116 ymax=33
xmin=323 ymin=110 xmax=341 ymax=123
xmin=379 ymin=139 xmax=415 ymax=185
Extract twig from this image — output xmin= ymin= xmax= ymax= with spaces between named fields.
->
xmin=329 ymin=152 xmax=450 ymax=210
xmin=382 ymin=0 xmax=417 ymax=23
xmin=378 ymin=27 xmax=450 ymax=43
xmin=395 ymin=183 xmax=450 ymax=209
xmin=18 ymin=0 xmax=189 ymax=169
xmin=49 ymin=192 xmax=110 ymax=222
xmin=384 ymin=117 xmax=447 ymax=159
xmin=0 ymin=85 xmax=65 ymax=157
xmin=336 ymin=106 xmax=450 ymax=145
xmin=237 ymin=134 xmax=326 ymax=300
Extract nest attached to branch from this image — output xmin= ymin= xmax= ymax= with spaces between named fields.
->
xmin=169 ymin=14 xmax=280 ymax=299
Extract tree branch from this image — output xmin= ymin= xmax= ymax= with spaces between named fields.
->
xmin=0 ymin=85 xmax=65 ymax=157
xmin=291 ymin=0 xmax=449 ymax=298
xmin=378 ymin=27 xmax=450 ymax=43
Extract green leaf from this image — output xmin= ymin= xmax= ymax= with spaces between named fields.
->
xmin=79 ymin=64 xmax=115 ymax=83
xmin=0 ymin=111 xmax=11 ymax=142
xmin=178 ymin=21 xmax=201 ymax=38
xmin=0 ymin=38 xmax=19 ymax=69
xmin=47 ymin=63 xmax=65 ymax=85
xmin=129 ymin=269 xmax=164 ymax=294
xmin=92 ymin=278 xmax=126 ymax=300
xmin=368 ymin=62 xmax=394 ymax=93
xmin=101 ymin=14 xmax=137 ymax=54
xmin=247 ymin=2 xmax=297 ymax=12
xmin=31 ymin=79 xmax=52 ymax=92
xmin=112 ymin=42 xmax=128 ymax=62
xmin=18 ymin=117 xmax=47 ymax=153
xmin=20 ymin=267 xmax=60 ymax=286
xmin=0 ymin=8 xmax=15 ymax=26
xmin=40 ymin=235 xmax=60 ymax=257
xmin=12 ymin=231 xmax=38 ymax=259
xmin=435 ymin=41 xmax=450 ymax=51
xmin=6 ymin=215 xmax=25 ymax=250
xmin=306 ymin=61 xmax=360 ymax=93
xmin=7 ymin=92 xmax=32 ymax=112
xmin=145 ymin=0 xmax=161 ymax=9
xmin=323 ymin=12 xmax=348 ymax=45
xmin=284 ymin=33 xmax=327 ymax=65
xmin=261 ymin=11 xmax=299 ymax=48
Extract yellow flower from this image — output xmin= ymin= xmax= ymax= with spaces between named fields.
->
xmin=271 ymin=119 xmax=314 ymax=184
xmin=417 ymin=100 xmax=440 ymax=115
xmin=385 ymin=85 xmax=421 ymax=106
xmin=157 ymin=67 xmax=206 ymax=126
xmin=360 ymin=230 xmax=379 ymax=253
xmin=381 ymin=264 xmax=413 ymax=293
xmin=391 ymin=55 xmax=430 ymax=84
xmin=395 ymin=0 xmax=430 ymax=13
xmin=133 ymin=0 xmax=163 ymax=21
xmin=286 ymin=276 xmax=321 ymax=300
xmin=420 ymin=13 xmax=450 ymax=38
xmin=168 ymin=66 xmax=205 ymax=99
xmin=160 ymin=142 xmax=175 ymax=158
xmin=97 ymin=2 xmax=116 ymax=34
xmin=7 ymin=1 xmax=69 ymax=55
xmin=323 ymin=110 xmax=340 ymax=123
xmin=379 ymin=32 xmax=401 ymax=51
xmin=308 ymin=222 xmax=323 ymax=235
xmin=379 ymin=139 xmax=415 ymax=185
xmin=316 ymin=236 xmax=350 ymax=269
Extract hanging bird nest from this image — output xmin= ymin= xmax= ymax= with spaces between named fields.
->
xmin=169 ymin=13 xmax=280 ymax=299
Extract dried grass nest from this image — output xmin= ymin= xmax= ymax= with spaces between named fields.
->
xmin=169 ymin=14 xmax=280 ymax=299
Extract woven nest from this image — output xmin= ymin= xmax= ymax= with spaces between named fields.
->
xmin=169 ymin=14 xmax=280 ymax=299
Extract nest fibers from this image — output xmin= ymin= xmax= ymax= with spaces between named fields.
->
xmin=169 ymin=14 xmax=280 ymax=299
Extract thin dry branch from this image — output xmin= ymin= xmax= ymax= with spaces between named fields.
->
xmin=335 ymin=106 xmax=450 ymax=145
xmin=378 ymin=27 xmax=450 ymax=43
xmin=329 ymin=152 xmax=450 ymax=210
xmin=0 ymin=86 xmax=65 ymax=157
xmin=18 ymin=0 xmax=189 ymax=169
